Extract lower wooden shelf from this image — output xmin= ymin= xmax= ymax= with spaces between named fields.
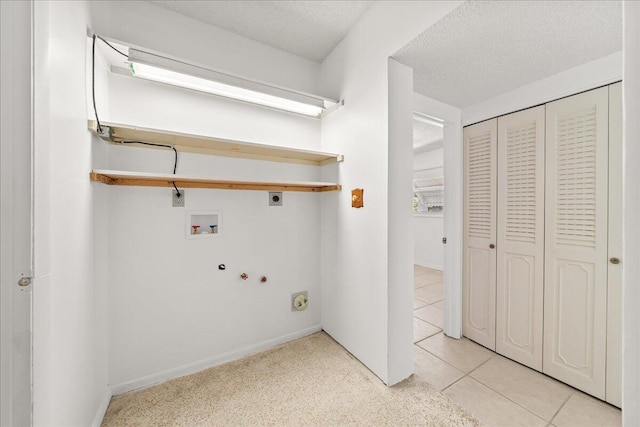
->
xmin=90 ymin=170 xmax=341 ymax=192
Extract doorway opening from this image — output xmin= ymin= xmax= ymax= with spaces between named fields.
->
xmin=412 ymin=112 xmax=446 ymax=344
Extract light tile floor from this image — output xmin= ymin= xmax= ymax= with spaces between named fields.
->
xmin=413 ymin=265 xmax=622 ymax=427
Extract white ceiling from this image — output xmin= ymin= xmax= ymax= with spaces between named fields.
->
xmin=413 ymin=118 xmax=443 ymax=154
xmin=147 ymin=1 xmax=374 ymax=63
xmin=394 ymin=1 xmax=622 ymax=108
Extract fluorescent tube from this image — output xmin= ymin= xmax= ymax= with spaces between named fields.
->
xmin=128 ymin=53 xmax=328 ymax=117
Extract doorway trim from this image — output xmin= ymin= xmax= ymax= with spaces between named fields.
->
xmin=0 ymin=1 xmax=34 ymax=425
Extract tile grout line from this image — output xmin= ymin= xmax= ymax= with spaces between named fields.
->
xmin=467 ymin=369 xmax=554 ymax=423
xmin=413 ymin=318 xmax=442 ymax=331
xmin=413 ymin=328 xmax=443 ymax=344
xmin=440 ymin=355 xmax=496 ymax=393
xmin=412 ymin=292 xmax=619 ymax=425
xmin=415 ymin=332 xmax=549 ymax=423
xmin=428 ymin=338 xmax=577 ymax=424
xmin=548 ymin=391 xmax=574 ymax=424
xmin=440 ymin=370 xmax=470 ymax=393
xmin=413 ymin=269 xmax=610 ymax=425
xmin=456 ymin=346 xmax=567 ymax=423
xmin=414 ymin=334 xmax=464 ymax=373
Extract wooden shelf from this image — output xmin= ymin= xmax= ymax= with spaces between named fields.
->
xmin=90 ymin=170 xmax=342 ymax=192
xmin=88 ymin=120 xmax=343 ymax=166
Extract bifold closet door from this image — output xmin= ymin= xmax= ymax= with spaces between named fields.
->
xmin=543 ymin=86 xmax=609 ymax=399
xmin=496 ymin=106 xmax=545 ymax=371
xmin=463 ymin=119 xmax=497 ymax=350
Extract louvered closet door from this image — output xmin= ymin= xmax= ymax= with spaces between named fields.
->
xmin=543 ymin=86 xmax=609 ymax=399
xmin=463 ymin=119 xmax=497 ymax=350
xmin=496 ymin=106 xmax=545 ymax=370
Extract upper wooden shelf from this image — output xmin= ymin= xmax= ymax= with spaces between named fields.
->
xmin=90 ymin=170 xmax=341 ymax=192
xmin=88 ymin=120 xmax=343 ymax=166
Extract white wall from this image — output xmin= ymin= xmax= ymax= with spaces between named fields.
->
xmin=623 ymin=2 xmax=640 ymax=424
xmin=413 ymin=148 xmax=443 ymax=171
xmin=105 ymin=73 xmax=324 ymax=392
xmin=413 ymin=217 xmax=444 ymax=270
xmin=387 ymin=58 xmax=415 ymax=385
xmin=85 ymin=2 xmax=327 ymax=394
xmin=32 ymin=1 xmax=111 ymax=426
xmin=319 ymin=1 xmax=463 ymax=385
xmin=29 ymin=0 xmax=328 ymax=423
xmin=107 ymin=74 xmax=321 ymax=151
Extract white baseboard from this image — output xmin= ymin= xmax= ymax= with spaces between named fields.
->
xmin=414 ymin=261 xmax=443 ymax=271
xmin=91 ymin=388 xmax=113 ymax=427
xmin=110 ymin=325 xmax=323 ymax=396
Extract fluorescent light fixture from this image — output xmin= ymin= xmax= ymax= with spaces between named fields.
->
xmin=128 ymin=49 xmax=335 ymax=118
xmin=413 ymin=113 xmax=444 ymax=128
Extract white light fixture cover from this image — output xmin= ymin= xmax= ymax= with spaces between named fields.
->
xmin=128 ymin=49 xmax=336 ymax=117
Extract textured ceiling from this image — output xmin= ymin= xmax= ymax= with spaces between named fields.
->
xmin=413 ymin=119 xmax=443 ymax=153
xmin=394 ymin=1 xmax=622 ymax=108
xmin=147 ymin=1 xmax=374 ymax=62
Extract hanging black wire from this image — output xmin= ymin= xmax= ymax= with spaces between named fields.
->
xmin=91 ymin=34 xmax=181 ymax=197
xmin=119 ymin=141 xmax=180 ymax=196
xmin=95 ymin=35 xmax=128 ymax=58
xmin=91 ymin=34 xmax=102 ymax=133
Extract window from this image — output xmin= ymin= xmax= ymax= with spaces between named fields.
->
xmin=413 ymin=176 xmax=444 ymax=213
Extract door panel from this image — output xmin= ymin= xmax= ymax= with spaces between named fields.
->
xmin=555 ymin=260 xmax=595 ymax=371
xmin=606 ymin=82 xmax=622 ymax=407
xmin=467 ymin=248 xmax=491 ymax=332
xmin=1 ymin=1 xmax=33 ymax=425
xmin=543 ymin=86 xmax=608 ymax=399
xmin=463 ymin=119 xmax=497 ymax=350
xmin=496 ymin=106 xmax=545 ymax=370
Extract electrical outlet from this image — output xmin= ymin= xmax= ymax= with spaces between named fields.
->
xmin=269 ymin=192 xmax=283 ymax=206
xmin=291 ymin=291 xmax=308 ymax=311
xmin=172 ymin=189 xmax=185 ymax=207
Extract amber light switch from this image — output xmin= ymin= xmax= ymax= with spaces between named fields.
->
xmin=352 ymin=188 xmax=364 ymax=208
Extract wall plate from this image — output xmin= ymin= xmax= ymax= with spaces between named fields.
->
xmin=269 ymin=192 xmax=283 ymax=206
xmin=172 ymin=189 xmax=185 ymax=207
xmin=351 ymin=188 xmax=363 ymax=208
xmin=291 ymin=291 xmax=308 ymax=311
xmin=186 ymin=210 xmax=222 ymax=239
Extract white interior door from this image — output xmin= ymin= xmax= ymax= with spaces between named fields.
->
xmin=463 ymin=119 xmax=497 ymax=350
xmin=606 ymin=82 xmax=622 ymax=407
xmin=496 ymin=106 xmax=545 ymax=371
xmin=543 ymin=86 xmax=609 ymax=399
xmin=1 ymin=1 xmax=33 ymax=425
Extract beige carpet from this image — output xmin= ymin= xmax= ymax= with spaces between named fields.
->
xmin=102 ymin=332 xmax=479 ymax=426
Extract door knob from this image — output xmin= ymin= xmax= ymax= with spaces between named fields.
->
xmin=489 ymin=244 xmax=495 ymax=249
xmin=610 ymin=257 xmax=620 ymax=265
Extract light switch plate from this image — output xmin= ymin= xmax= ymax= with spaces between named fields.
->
xmin=172 ymin=190 xmax=185 ymax=207
xmin=269 ymin=192 xmax=283 ymax=206
xmin=351 ymin=188 xmax=363 ymax=208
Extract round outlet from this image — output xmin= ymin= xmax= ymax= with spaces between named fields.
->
xmin=292 ymin=293 xmax=308 ymax=311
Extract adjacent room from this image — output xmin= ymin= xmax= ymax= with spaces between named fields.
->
xmin=397 ymin=1 xmax=626 ymax=424
xmin=1 ymin=1 xmax=639 ymax=426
